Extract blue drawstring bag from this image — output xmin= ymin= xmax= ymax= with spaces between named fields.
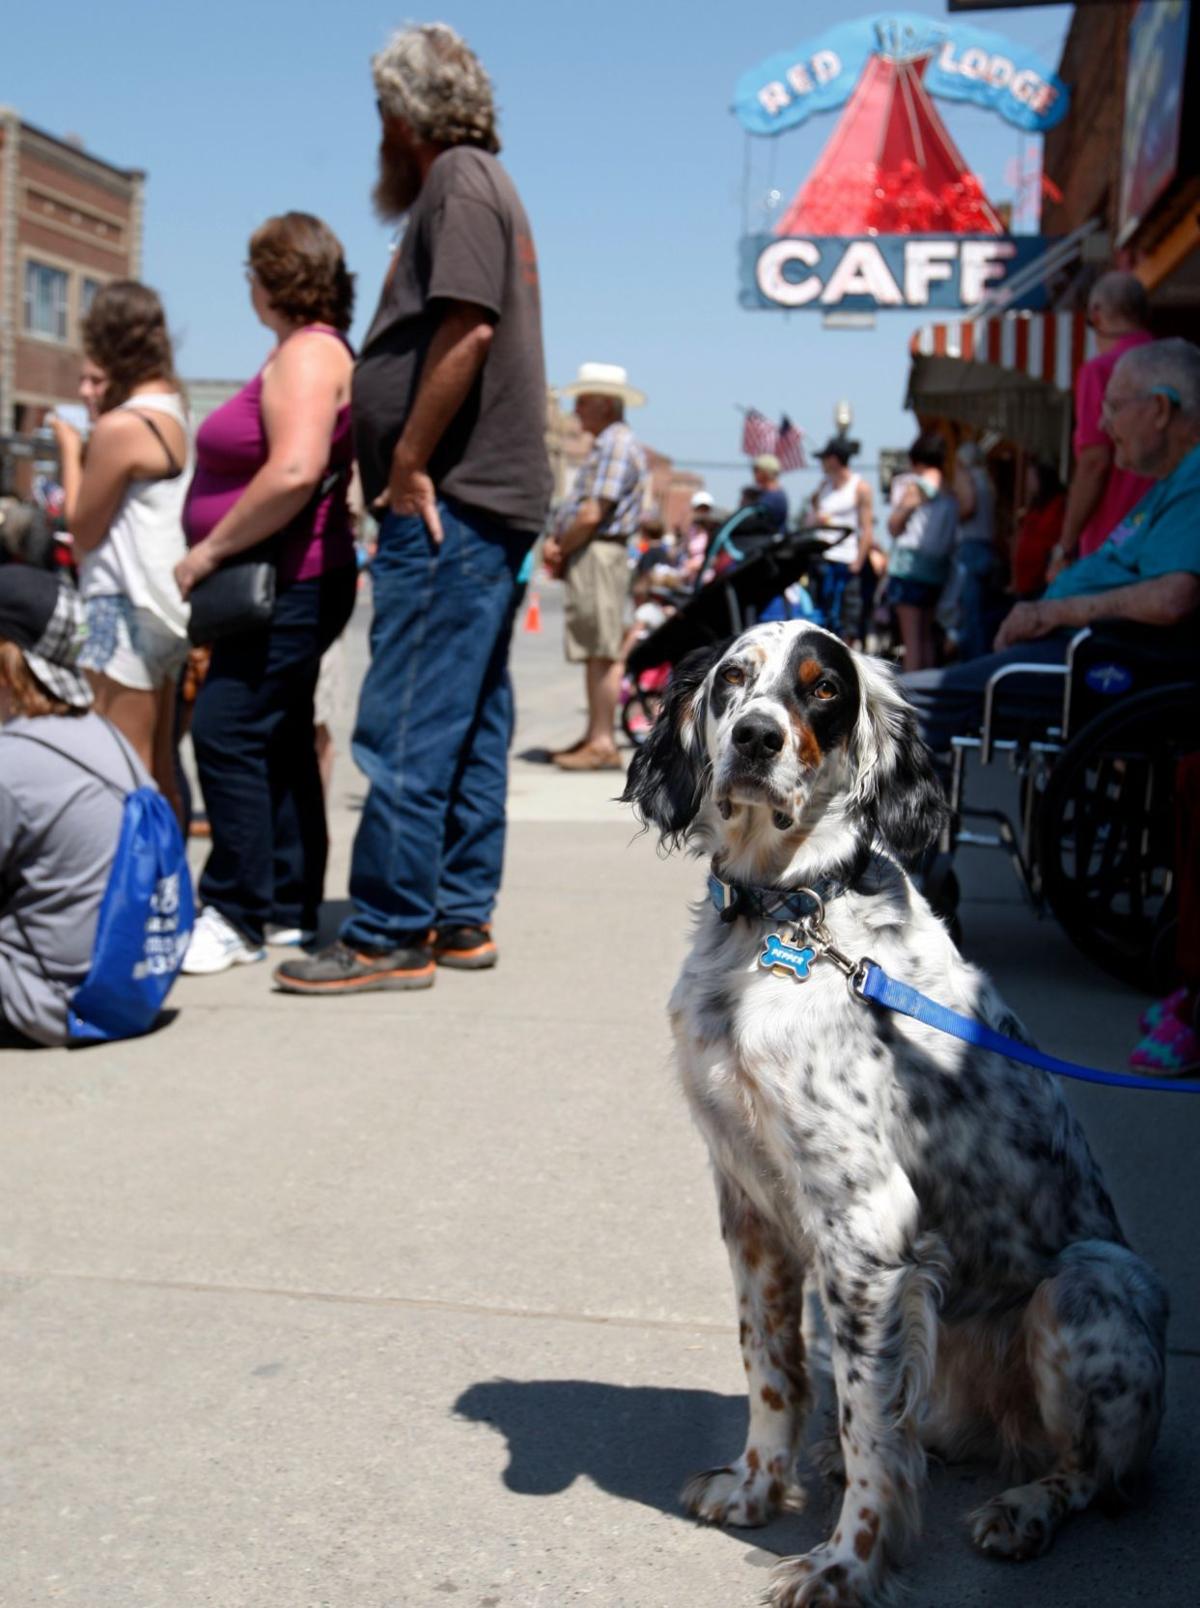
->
xmin=8 ymin=725 xmax=194 ymax=1042
xmin=69 ymin=785 xmax=194 ymax=1041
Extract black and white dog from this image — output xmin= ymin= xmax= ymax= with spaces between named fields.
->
xmin=621 ymin=620 xmax=1166 ymax=1608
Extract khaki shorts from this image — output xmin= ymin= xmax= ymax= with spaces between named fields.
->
xmin=563 ymin=539 xmax=629 ymax=663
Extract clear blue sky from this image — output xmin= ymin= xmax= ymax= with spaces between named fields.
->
xmin=6 ymin=0 xmax=1073 ymax=511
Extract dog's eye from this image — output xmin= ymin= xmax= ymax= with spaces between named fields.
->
xmin=721 ymin=666 xmax=745 ymax=686
xmin=812 ymin=679 xmax=838 ymax=700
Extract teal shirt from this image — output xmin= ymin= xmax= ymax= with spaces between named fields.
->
xmin=1048 ymin=442 xmax=1200 ymax=602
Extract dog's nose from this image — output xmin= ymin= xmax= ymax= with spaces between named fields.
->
xmin=731 ymin=712 xmax=785 ymax=759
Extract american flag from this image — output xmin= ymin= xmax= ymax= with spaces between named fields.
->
xmin=740 ymin=407 xmax=778 ymax=459
xmin=776 ymin=415 xmax=807 ymax=472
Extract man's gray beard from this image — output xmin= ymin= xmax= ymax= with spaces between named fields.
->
xmin=372 ymin=145 xmax=421 ymax=222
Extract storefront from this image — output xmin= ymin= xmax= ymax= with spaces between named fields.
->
xmin=1121 ymin=0 xmax=1200 ymax=335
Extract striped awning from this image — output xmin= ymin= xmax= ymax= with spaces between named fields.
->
xmin=909 ymin=312 xmax=1097 ymax=394
xmin=907 ymin=311 xmax=1100 ymax=465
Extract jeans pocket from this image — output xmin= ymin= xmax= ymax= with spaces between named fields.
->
xmin=373 ymin=511 xmax=437 ymax=580
xmin=445 ymin=508 xmax=516 ymax=588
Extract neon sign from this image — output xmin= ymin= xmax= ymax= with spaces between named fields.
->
xmin=734 ymin=13 xmax=1067 ymax=312
xmin=740 ymin=235 xmax=1050 ymax=313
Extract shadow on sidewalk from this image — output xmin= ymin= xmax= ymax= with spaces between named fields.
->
xmin=454 ymin=1376 xmax=823 ymax=1552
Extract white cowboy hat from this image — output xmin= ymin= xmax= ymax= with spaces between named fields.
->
xmin=559 ymin=361 xmax=647 ymax=407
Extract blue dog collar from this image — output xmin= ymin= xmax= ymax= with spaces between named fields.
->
xmin=708 ymin=871 xmax=849 ymax=926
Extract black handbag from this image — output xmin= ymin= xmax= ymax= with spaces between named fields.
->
xmin=186 ymin=552 xmax=276 ymax=645
xmin=184 ymin=466 xmax=349 ymax=645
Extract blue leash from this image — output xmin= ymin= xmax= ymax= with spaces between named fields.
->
xmin=860 ymin=964 xmax=1200 ymax=1094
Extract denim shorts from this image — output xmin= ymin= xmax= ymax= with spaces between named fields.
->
xmin=886 ymin=576 xmax=942 ymax=609
xmin=78 ymin=594 xmax=189 ymax=691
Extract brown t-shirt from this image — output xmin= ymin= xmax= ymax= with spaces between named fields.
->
xmin=353 ymin=146 xmax=552 ymax=532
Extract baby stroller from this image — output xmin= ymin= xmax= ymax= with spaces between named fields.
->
xmin=621 ymin=517 xmax=843 ymax=744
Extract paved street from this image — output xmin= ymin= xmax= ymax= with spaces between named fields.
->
xmin=1 ymin=582 xmax=1197 ymax=1607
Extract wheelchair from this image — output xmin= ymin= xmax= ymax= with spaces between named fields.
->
xmin=933 ymin=622 xmax=1200 ymax=991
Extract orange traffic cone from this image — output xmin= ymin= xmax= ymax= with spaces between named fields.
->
xmin=523 ymin=590 xmax=542 ymax=633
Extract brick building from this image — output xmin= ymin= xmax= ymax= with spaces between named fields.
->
xmin=1042 ymin=2 xmax=1200 ymax=332
xmin=0 ymin=110 xmax=144 ymax=435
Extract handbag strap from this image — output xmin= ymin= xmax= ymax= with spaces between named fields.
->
xmin=209 ymin=463 xmax=350 ymax=571
xmin=129 ymin=410 xmax=184 ymax=479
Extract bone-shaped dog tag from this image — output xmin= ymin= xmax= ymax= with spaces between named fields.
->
xmin=760 ymin=932 xmax=817 ymax=982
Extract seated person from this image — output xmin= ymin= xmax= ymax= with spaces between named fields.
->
xmin=904 ymin=338 xmax=1200 ymax=755
xmin=0 ymin=568 xmax=151 ymax=1047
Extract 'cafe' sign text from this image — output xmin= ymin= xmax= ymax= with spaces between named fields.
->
xmin=741 ymin=235 xmax=1053 ymax=313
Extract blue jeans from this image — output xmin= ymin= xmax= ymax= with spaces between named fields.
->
xmin=814 ymin=562 xmax=852 ymax=635
xmin=193 ymin=566 xmax=357 ymax=942
xmin=955 ymin=540 xmax=999 ymax=662
xmin=342 ymin=501 xmax=533 ymax=949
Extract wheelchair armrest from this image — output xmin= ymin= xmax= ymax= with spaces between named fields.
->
xmin=1083 ymin=619 xmax=1198 ymax=656
xmin=980 ymin=656 xmax=1072 ymax=765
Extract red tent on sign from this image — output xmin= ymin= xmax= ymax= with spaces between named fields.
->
xmin=774 ymin=48 xmax=1003 ymax=237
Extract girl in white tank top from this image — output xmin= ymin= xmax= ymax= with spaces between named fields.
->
xmin=49 ymin=280 xmax=192 ymax=820
xmin=78 ymin=389 xmax=192 ymax=640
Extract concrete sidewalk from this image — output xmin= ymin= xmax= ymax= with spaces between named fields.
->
xmin=1 ymin=584 xmax=1196 ymax=1607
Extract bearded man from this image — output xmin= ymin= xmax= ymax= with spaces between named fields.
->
xmin=278 ymin=23 xmax=551 ymax=995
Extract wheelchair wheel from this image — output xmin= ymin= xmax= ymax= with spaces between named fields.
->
xmin=1038 ymin=682 xmax=1199 ymax=990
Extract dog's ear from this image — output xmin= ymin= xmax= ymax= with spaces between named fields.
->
xmin=850 ymin=655 xmax=950 ymax=866
xmin=620 ymin=641 xmax=726 ymax=848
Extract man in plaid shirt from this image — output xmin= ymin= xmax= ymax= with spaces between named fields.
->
xmin=543 ymin=363 xmax=648 ymax=771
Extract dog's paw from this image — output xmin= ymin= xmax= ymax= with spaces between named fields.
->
xmin=808 ymin=1429 xmax=845 ymax=1484
xmin=681 ymin=1452 xmax=803 ymax=1528
xmin=968 ymin=1484 xmax=1059 ymax=1560
xmin=766 ymin=1545 xmax=878 ymax=1607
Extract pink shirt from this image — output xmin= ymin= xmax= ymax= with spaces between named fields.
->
xmin=182 ymin=327 xmax=355 ymax=586
xmin=1073 ymin=331 xmax=1155 ymax=558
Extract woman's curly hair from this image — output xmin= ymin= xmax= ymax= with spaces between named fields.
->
xmin=82 ymin=281 xmax=178 ymax=412
xmin=373 ymin=23 xmax=500 ymax=154
xmin=248 ymin=212 xmax=355 ymax=332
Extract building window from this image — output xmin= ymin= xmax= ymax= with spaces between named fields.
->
xmin=80 ymin=277 xmax=101 ymax=317
xmin=23 ymin=261 xmax=69 ymax=341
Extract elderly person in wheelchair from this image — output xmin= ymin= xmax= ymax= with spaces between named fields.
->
xmin=905 ymin=337 xmax=1200 ymax=999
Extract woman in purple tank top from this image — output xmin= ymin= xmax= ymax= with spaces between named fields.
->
xmin=174 ymin=213 xmax=359 ymax=975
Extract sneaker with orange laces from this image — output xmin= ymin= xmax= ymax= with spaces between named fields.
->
xmin=273 ymin=939 xmax=435 ymax=994
xmin=430 ymin=924 xmax=498 ymax=970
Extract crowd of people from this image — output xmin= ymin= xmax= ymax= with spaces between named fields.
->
xmin=0 ymin=23 xmax=553 ymax=1038
xmin=0 ymin=26 xmax=1197 ymax=1069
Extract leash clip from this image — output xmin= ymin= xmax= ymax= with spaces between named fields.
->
xmin=849 ymin=956 xmax=875 ymax=1002
xmin=797 ymin=914 xmax=874 ymax=1002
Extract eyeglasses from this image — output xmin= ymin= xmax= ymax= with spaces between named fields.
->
xmin=1100 ymin=386 xmax=1181 ymax=424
